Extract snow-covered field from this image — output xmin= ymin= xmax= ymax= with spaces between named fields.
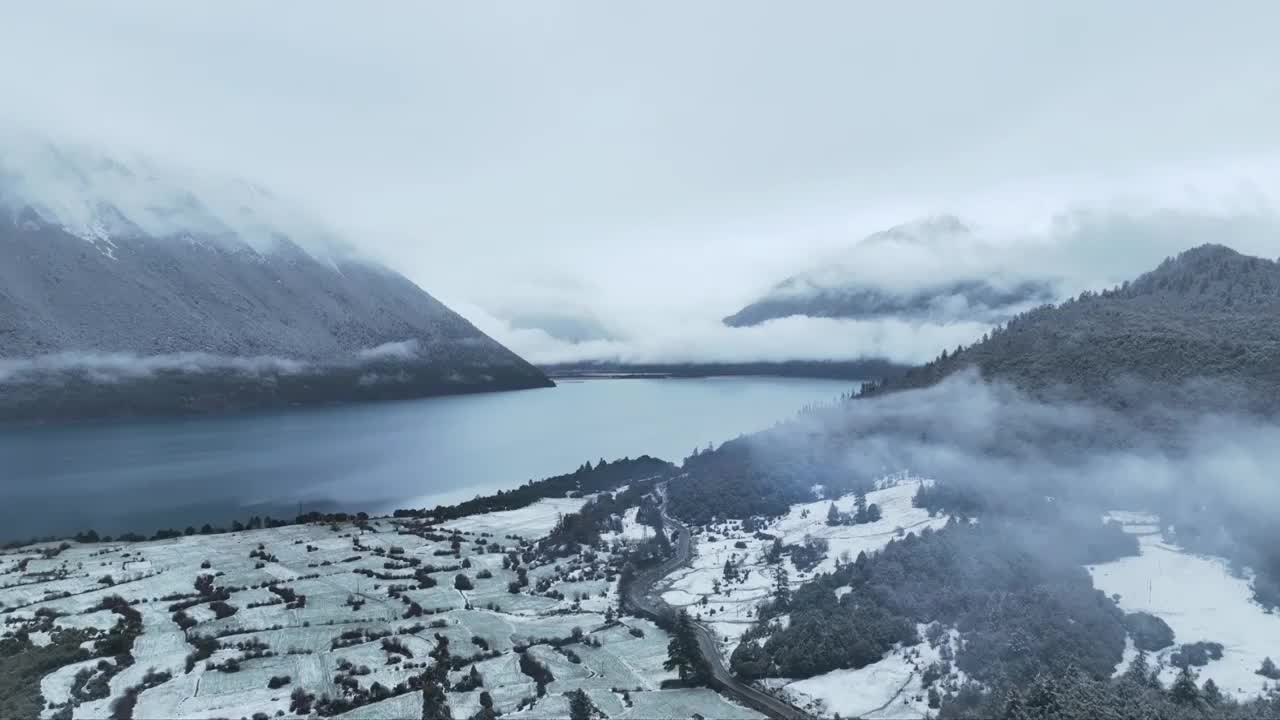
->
xmin=780 ymin=625 xmax=967 ymax=719
xmin=438 ymin=496 xmax=589 ymax=538
xmin=0 ymin=499 xmax=761 ymax=720
xmin=661 ymin=475 xmax=948 ymax=660
xmin=1089 ymin=513 xmax=1280 ymax=699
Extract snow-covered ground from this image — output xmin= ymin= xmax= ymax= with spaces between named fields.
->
xmin=660 ymin=475 xmax=948 ymax=660
xmin=1089 ymin=513 xmax=1280 ymax=699
xmin=1 ymin=501 xmax=762 ymax=720
xmin=779 ymin=625 xmax=968 ymax=719
xmin=438 ymin=496 xmax=589 ymax=538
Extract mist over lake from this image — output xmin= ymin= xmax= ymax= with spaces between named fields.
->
xmin=0 ymin=377 xmax=852 ymax=541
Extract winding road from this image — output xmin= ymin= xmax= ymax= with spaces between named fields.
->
xmin=624 ymin=495 xmax=811 ymax=720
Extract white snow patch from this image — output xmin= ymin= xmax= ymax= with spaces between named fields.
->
xmin=663 ymin=476 xmax=946 ymax=661
xmin=782 ymin=625 xmax=965 ymax=720
xmin=1089 ymin=527 xmax=1280 ymax=699
xmin=438 ymin=497 xmax=588 ymax=538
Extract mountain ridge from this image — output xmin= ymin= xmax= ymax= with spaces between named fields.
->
xmin=0 ymin=143 xmax=552 ymax=422
xmin=723 ymin=215 xmax=1059 ymax=327
xmin=857 ymin=243 xmax=1280 ymax=413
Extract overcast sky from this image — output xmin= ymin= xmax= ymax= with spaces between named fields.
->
xmin=4 ymin=2 xmax=1280 ymax=364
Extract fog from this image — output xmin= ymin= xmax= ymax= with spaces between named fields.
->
xmin=3 ymin=2 xmax=1279 ymax=365
xmin=0 ymin=351 xmax=306 ymax=384
xmin=0 ymin=339 xmax=429 ymax=385
xmin=788 ymin=371 xmax=1280 ymax=522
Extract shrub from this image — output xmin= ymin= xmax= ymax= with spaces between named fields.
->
xmin=208 ymin=601 xmax=237 ymax=620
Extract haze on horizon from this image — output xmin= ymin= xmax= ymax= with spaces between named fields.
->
xmin=3 ymin=1 xmax=1280 ymax=365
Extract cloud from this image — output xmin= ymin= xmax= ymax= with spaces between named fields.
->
xmin=356 ymin=339 xmax=421 ymax=362
xmin=456 ymin=300 xmax=989 ymax=366
xmin=2 ymin=3 xmax=1278 ymax=367
xmin=0 ymin=341 xmax=431 ymax=385
xmin=0 ymin=351 xmax=307 ymax=384
xmin=806 ymin=372 xmax=1280 ymax=516
xmin=453 ymin=205 xmax=1280 ymax=366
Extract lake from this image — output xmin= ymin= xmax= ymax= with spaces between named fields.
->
xmin=0 ymin=377 xmax=853 ymax=541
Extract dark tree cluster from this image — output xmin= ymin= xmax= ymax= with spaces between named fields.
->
xmin=663 ymin=611 xmax=711 ymax=686
xmin=393 ymin=456 xmax=672 ymax=522
xmin=1170 ymin=641 xmax=1224 ymax=668
xmin=825 ymin=491 xmax=882 ymax=527
xmin=734 ymin=517 xmax=1135 ymax=685
xmin=939 ymin=661 xmax=1280 ymax=719
xmin=1123 ymin=611 xmax=1175 ymax=652
xmin=538 ymin=480 xmax=663 ymax=558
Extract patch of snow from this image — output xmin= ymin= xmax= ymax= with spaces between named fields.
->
xmin=665 ymin=477 xmax=947 ymax=661
xmin=1089 ymin=529 xmax=1280 ymax=699
xmin=438 ymin=497 xmax=588 ymax=538
xmin=782 ymin=625 xmax=965 ymax=720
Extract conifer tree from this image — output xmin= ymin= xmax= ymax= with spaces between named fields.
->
xmin=1202 ymin=677 xmax=1222 ymax=705
xmin=773 ymin=567 xmax=791 ymax=611
xmin=826 ymin=502 xmax=841 ymax=526
xmin=1171 ymin=665 xmax=1200 ymax=705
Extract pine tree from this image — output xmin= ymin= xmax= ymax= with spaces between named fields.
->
xmin=1202 ymin=677 xmax=1222 ymax=705
xmin=866 ymin=503 xmax=882 ymax=522
xmin=663 ymin=611 xmax=709 ymax=684
xmin=854 ymin=492 xmax=868 ymax=524
xmin=767 ymin=538 xmax=783 ymax=563
xmin=1022 ymin=672 xmax=1061 ymax=717
xmin=567 ymin=688 xmax=595 ymax=720
xmin=1171 ymin=665 xmax=1200 ymax=705
xmin=1123 ymin=650 xmax=1151 ymax=686
xmin=773 ymin=567 xmax=791 ymax=611
xmin=421 ymin=675 xmax=452 ymax=720
xmin=826 ymin=503 xmax=841 ymax=526
xmin=1259 ymin=656 xmax=1280 ymax=679
xmin=664 ymin=611 xmax=694 ymax=680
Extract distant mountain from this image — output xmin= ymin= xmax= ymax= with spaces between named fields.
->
xmin=860 ymin=244 xmax=1280 ymax=413
xmin=724 ymin=216 xmax=1057 ymax=327
xmin=0 ymin=141 xmax=551 ymax=421
xmin=724 ymin=277 xmax=1056 ymax=327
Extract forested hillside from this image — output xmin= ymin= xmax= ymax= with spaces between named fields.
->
xmin=667 ymin=245 xmax=1280 ymax=718
xmin=859 ymin=244 xmax=1280 ymax=414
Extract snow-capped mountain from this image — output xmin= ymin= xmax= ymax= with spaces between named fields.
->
xmin=0 ymin=138 xmax=551 ymax=421
xmin=724 ymin=215 xmax=1058 ymax=327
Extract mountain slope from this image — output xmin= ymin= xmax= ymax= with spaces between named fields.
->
xmin=0 ymin=144 xmax=551 ymax=421
xmin=724 ymin=276 xmax=1055 ymax=327
xmin=859 ymin=244 xmax=1280 ymax=413
xmin=724 ymin=215 xmax=1057 ymax=327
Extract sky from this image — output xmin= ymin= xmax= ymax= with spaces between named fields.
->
xmin=3 ymin=2 xmax=1280 ymax=365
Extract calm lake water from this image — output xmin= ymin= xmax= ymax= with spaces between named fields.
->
xmin=0 ymin=377 xmax=852 ymax=540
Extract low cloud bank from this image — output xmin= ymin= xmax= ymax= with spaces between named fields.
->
xmin=356 ymin=339 xmax=421 ymax=362
xmin=459 ymin=305 xmax=991 ymax=367
xmin=0 ymin=339 xmax=428 ymax=385
xmin=456 ymin=205 xmax=1280 ymax=368
xmin=788 ymin=371 xmax=1280 ymax=521
xmin=0 ymin=351 xmax=307 ymax=384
